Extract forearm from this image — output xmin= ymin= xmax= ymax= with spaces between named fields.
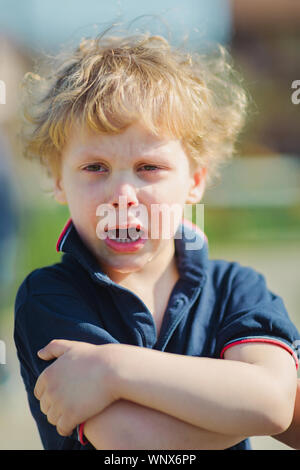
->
xmin=84 ymin=399 xmax=246 ymax=450
xmin=111 ymin=344 xmax=294 ymax=437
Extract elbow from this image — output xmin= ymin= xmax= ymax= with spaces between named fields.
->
xmin=268 ymin=407 xmax=294 ymax=436
xmin=254 ymin=364 xmax=297 ymax=436
xmin=262 ymin=392 xmax=295 ymax=436
xmin=267 ymin=415 xmax=293 ymax=437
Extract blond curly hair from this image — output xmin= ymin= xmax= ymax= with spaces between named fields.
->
xmin=22 ymin=30 xmax=248 ymax=187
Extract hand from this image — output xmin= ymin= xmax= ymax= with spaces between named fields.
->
xmin=34 ymin=339 xmax=120 ymax=437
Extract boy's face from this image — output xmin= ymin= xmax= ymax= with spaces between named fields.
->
xmin=54 ymin=123 xmax=206 ymax=276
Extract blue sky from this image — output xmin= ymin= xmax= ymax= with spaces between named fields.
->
xmin=0 ymin=0 xmax=232 ymax=52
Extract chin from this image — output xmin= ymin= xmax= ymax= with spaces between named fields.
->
xmin=114 ymin=266 xmax=142 ymax=274
xmin=95 ymin=240 xmax=161 ymax=275
xmin=107 ymin=259 xmax=146 ymax=274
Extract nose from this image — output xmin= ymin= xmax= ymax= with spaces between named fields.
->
xmin=109 ymin=183 xmax=139 ymax=209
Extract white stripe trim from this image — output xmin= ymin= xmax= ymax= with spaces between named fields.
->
xmin=59 ymin=224 xmax=73 ymax=251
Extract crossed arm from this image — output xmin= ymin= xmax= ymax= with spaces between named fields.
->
xmin=33 ymin=339 xmax=297 ymax=450
xmin=273 ymin=379 xmax=300 ymax=449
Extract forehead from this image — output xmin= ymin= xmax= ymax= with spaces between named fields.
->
xmin=63 ymin=123 xmax=185 ymax=161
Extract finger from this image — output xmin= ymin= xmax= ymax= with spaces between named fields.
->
xmin=34 ymin=375 xmax=45 ymax=401
xmin=56 ymin=415 xmax=74 ymax=437
xmin=37 ymin=339 xmax=73 ymax=361
xmin=46 ymin=406 xmax=62 ymax=426
xmin=40 ymin=396 xmax=51 ymax=415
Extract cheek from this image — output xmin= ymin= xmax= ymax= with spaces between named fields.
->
xmin=141 ymin=186 xmax=186 ymax=238
xmin=69 ymin=175 xmax=104 ymax=205
xmin=66 ymin=183 xmax=103 ymax=227
xmin=145 ymin=177 xmax=189 ymax=206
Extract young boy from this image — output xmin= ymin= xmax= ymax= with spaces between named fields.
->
xmin=14 ymin=32 xmax=300 ymax=450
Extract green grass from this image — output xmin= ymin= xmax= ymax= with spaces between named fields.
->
xmin=1 ymin=205 xmax=69 ymax=318
xmin=202 ymin=206 xmax=300 ymax=244
xmin=17 ymin=205 xmax=70 ymax=279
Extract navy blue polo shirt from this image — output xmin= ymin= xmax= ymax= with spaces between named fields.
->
xmin=14 ymin=219 xmax=300 ymax=450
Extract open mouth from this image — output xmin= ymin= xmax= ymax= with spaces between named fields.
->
xmin=105 ymin=226 xmax=145 ymax=243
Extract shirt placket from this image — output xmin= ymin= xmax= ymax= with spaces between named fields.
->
xmin=154 ymin=279 xmax=205 ymax=351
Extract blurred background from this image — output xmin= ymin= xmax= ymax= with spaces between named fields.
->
xmin=0 ymin=0 xmax=300 ymax=450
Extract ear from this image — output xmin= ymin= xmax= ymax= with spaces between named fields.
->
xmin=186 ymin=167 xmax=207 ymax=204
xmin=53 ymin=177 xmax=67 ymax=205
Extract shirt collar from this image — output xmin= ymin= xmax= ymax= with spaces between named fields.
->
xmin=56 ymin=218 xmax=209 ymax=287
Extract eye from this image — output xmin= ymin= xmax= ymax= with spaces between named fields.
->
xmin=83 ymin=163 xmax=108 ymax=173
xmin=138 ymin=164 xmax=160 ymax=172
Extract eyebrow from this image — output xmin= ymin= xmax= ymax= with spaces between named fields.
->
xmin=72 ymin=145 xmax=175 ymax=162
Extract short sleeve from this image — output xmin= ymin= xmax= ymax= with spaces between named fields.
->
xmin=215 ymin=263 xmax=300 ymax=368
xmin=14 ymin=268 xmax=119 ymax=450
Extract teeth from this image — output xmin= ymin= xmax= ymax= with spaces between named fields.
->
xmin=115 ymin=238 xmax=136 ymax=243
xmin=107 ymin=227 xmax=143 ymax=242
xmin=112 ymin=235 xmax=142 ymax=243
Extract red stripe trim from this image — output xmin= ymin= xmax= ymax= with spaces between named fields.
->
xmin=56 ymin=218 xmax=73 ymax=252
xmin=78 ymin=422 xmax=88 ymax=446
xmin=220 ymin=338 xmax=299 ymax=369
